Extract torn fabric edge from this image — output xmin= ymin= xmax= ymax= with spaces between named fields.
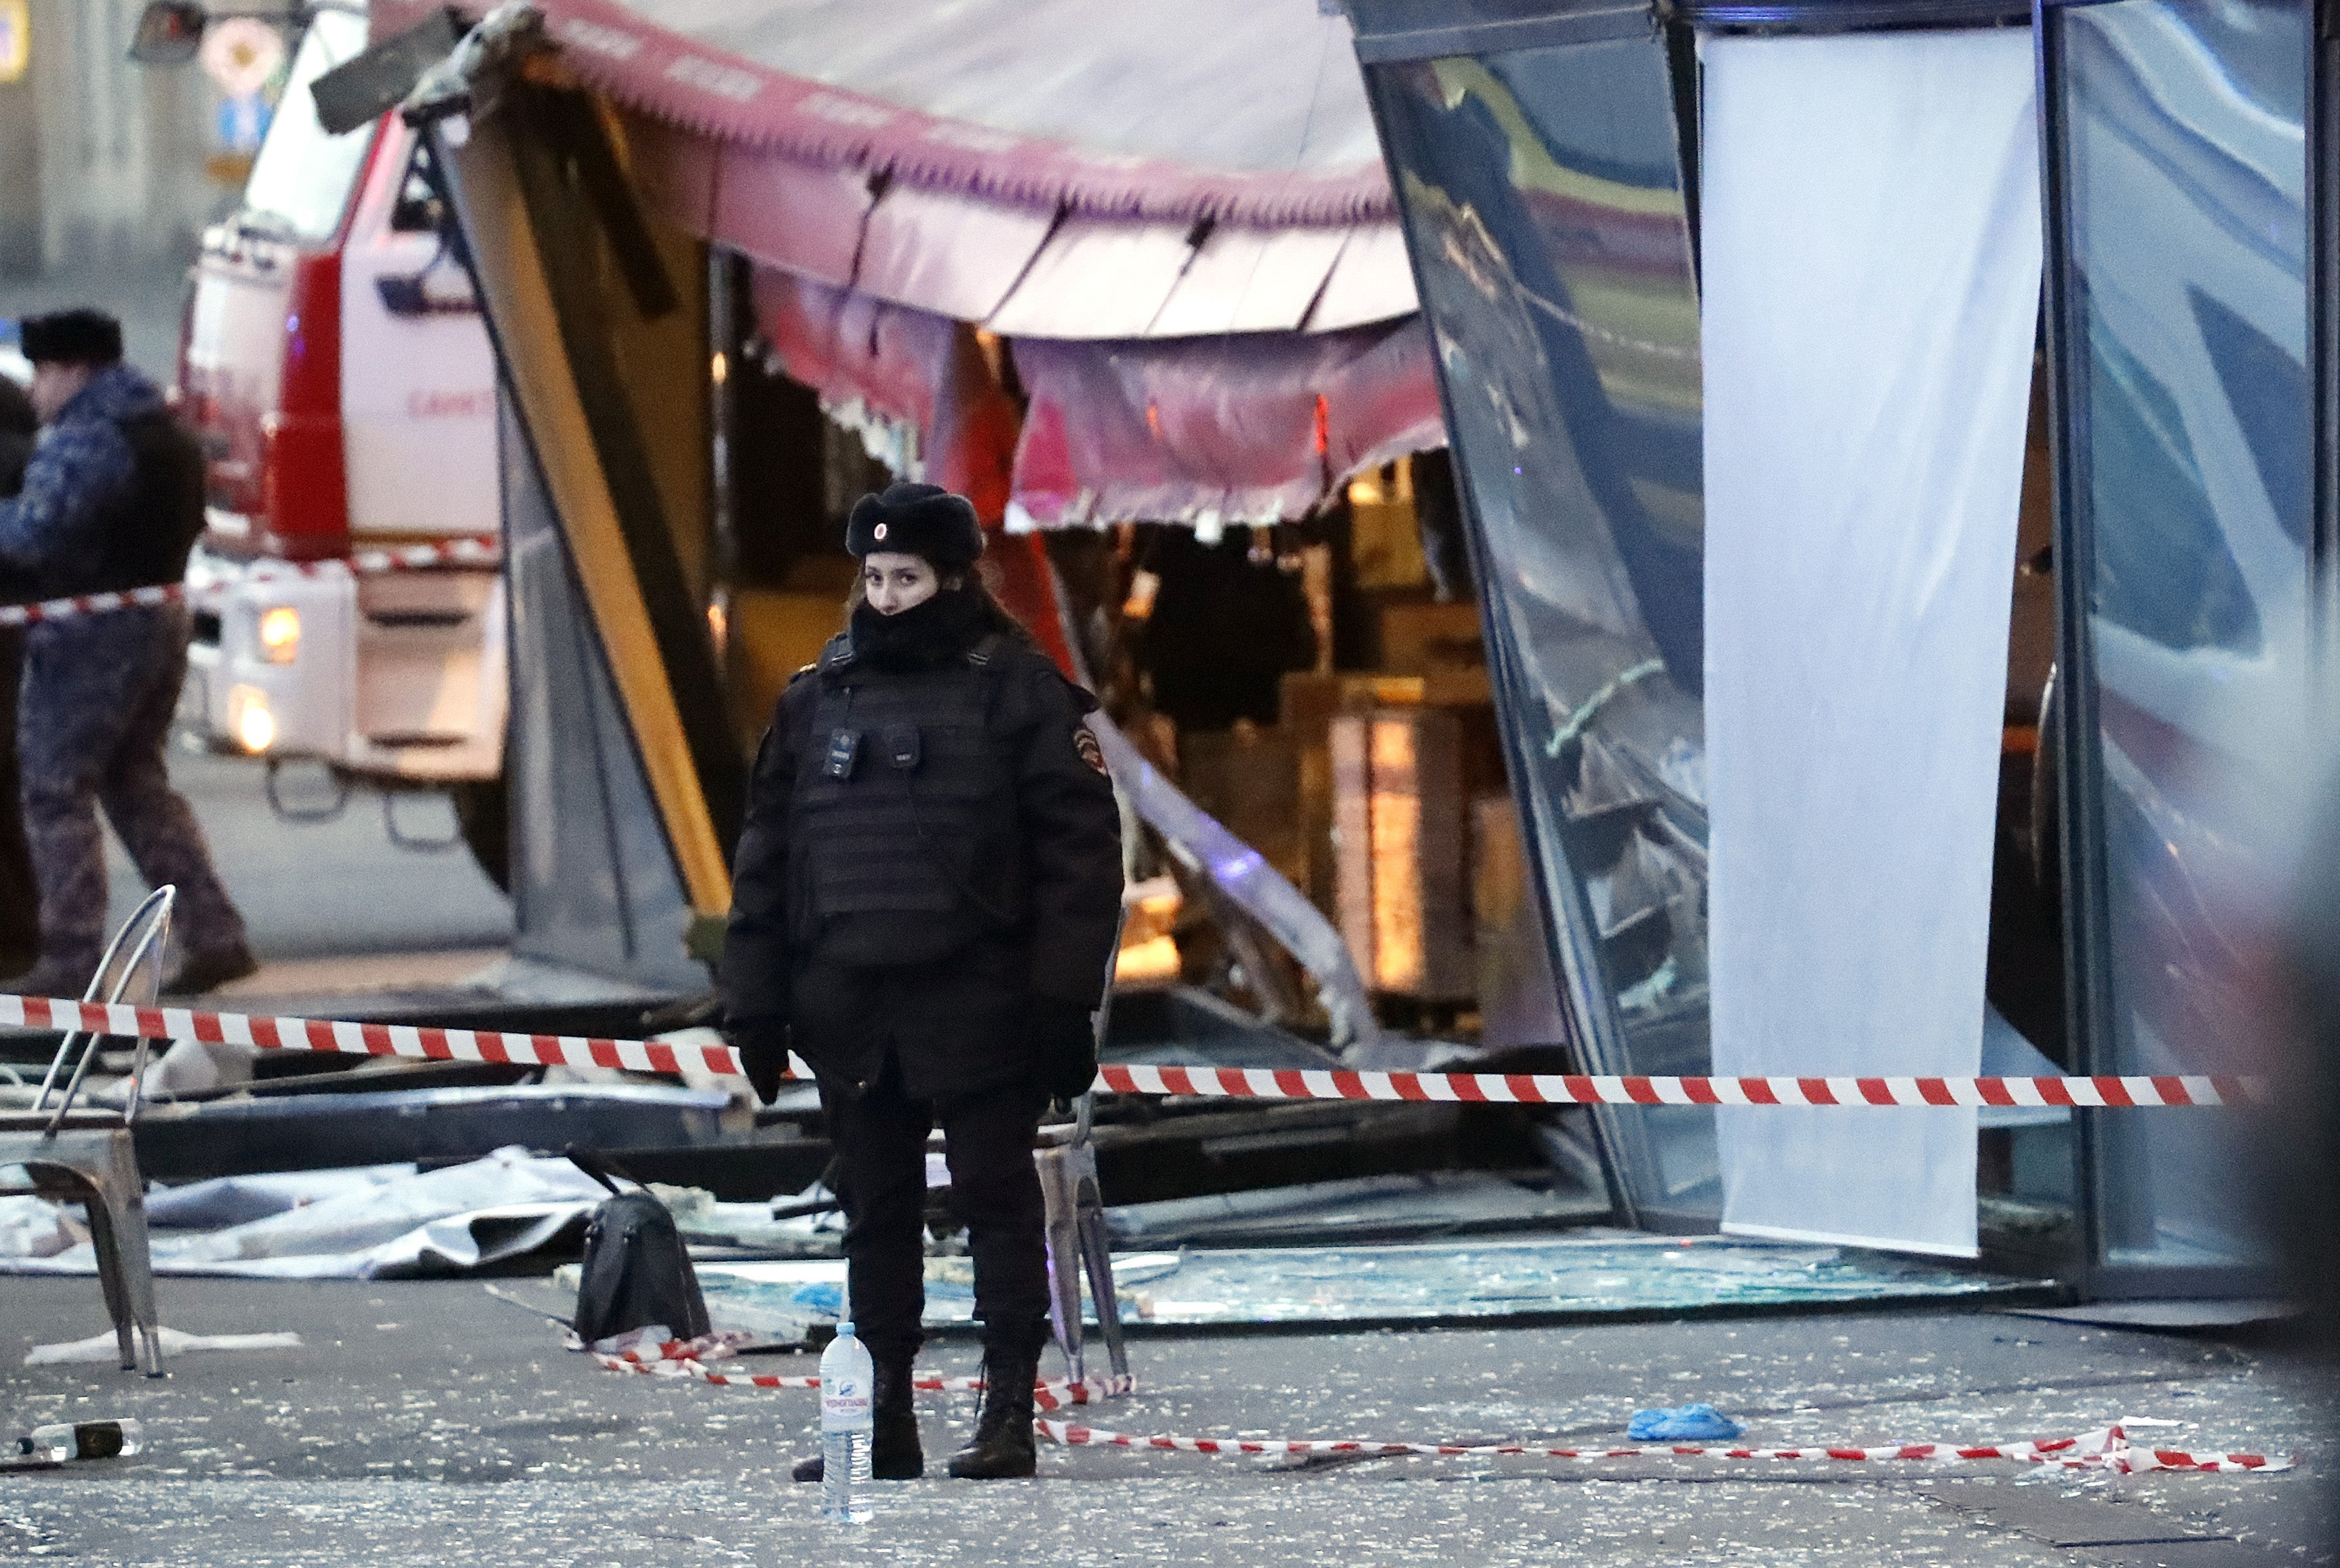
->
xmin=373 ymin=0 xmax=1392 ymax=229
xmin=749 ymin=269 xmax=1445 ymax=530
xmin=1008 ymin=321 xmax=1447 ymax=529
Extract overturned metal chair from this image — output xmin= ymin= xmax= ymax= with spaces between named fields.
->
xmin=915 ymin=1083 xmax=1130 ymax=1385
xmin=0 ymin=887 xmax=177 ymax=1375
xmin=1037 ymin=1091 xmax=1128 ymax=1387
xmin=1040 ymin=909 xmax=1129 ymax=1386
xmin=1039 ymin=917 xmax=1128 ymax=1394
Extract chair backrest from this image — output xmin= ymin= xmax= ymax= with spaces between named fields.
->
xmin=30 ymin=885 xmax=176 ymax=1133
xmin=1072 ymin=902 xmax=1130 ymax=1147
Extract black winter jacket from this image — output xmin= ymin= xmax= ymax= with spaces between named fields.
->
xmin=720 ymin=590 xmax=1122 ymax=1098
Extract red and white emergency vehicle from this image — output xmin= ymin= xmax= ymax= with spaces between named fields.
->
xmin=176 ymin=7 xmax=507 ymax=877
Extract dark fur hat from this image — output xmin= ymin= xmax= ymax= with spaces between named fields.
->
xmin=846 ymin=482 xmax=983 ymax=568
xmin=20 ymin=310 xmax=124 ymax=367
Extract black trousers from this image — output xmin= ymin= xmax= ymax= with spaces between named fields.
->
xmin=825 ymin=1055 xmax=1048 ymax=1363
xmin=0 ymin=629 xmax=37 ymax=965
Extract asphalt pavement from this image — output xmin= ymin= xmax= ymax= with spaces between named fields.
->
xmin=104 ymin=744 xmax=511 ymax=982
xmin=1 ymin=1277 xmax=2327 ymax=1565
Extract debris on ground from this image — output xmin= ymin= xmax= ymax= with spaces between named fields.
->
xmin=1628 ymin=1403 xmax=1747 ymax=1441
xmin=0 ymin=1146 xmax=608 ymax=1279
xmin=678 ymin=1237 xmax=2039 ymax=1332
xmin=10 ymin=1418 xmax=142 ymax=1468
xmin=25 ymin=1329 xmax=302 ymax=1365
xmin=1102 ymin=1171 xmax=1607 ymax=1247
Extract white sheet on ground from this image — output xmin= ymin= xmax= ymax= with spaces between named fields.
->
xmin=0 ymin=1146 xmax=608 ymax=1279
xmin=0 ymin=1192 xmax=84 ymax=1258
xmin=146 ymin=1164 xmax=419 ymax=1229
xmin=1699 ymin=27 xmax=2042 ymax=1257
xmin=25 ymin=1327 xmax=304 ymax=1365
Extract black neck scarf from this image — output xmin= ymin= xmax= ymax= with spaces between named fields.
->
xmin=849 ymin=585 xmax=993 ymax=673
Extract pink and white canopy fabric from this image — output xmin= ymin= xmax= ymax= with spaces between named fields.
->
xmin=382 ymin=0 xmax=1440 ymax=523
xmin=1010 ymin=325 xmax=1444 ymax=529
xmin=551 ymin=0 xmax=1392 ymax=228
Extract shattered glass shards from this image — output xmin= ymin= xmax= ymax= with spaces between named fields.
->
xmin=1128 ymin=1237 xmax=2043 ymax=1325
xmin=1103 ymin=1171 xmax=1611 ymax=1248
xmin=696 ymin=1234 xmax=2046 ymax=1331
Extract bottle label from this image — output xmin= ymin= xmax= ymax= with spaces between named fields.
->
xmin=822 ymin=1377 xmax=871 ymax=1428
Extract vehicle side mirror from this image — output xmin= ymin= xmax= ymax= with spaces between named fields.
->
xmin=128 ymin=0 xmax=205 ymax=66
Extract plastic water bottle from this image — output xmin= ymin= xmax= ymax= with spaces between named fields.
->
xmin=19 ymin=1420 xmax=142 ymax=1462
xmin=819 ymin=1321 xmax=873 ymax=1524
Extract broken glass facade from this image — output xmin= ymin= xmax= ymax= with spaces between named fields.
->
xmin=2042 ymin=0 xmax=2309 ymax=1287
xmin=1353 ymin=0 xmax=2315 ymax=1291
xmin=1355 ymin=10 xmax=1716 ymax=1226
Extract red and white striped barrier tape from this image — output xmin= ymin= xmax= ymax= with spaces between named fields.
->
xmin=1092 ymin=1064 xmax=2264 ymax=1110
xmin=0 ymin=583 xmax=184 ymax=629
xmin=0 ymin=992 xmax=757 ymax=1080
xmin=0 ymin=538 xmax=502 ymax=629
xmin=0 ymin=990 xmax=2265 ymax=1109
xmin=1037 ymin=1420 xmax=2288 ymax=1474
xmin=581 ymin=1343 xmax=2284 ymax=1475
xmin=243 ymin=538 xmax=502 ymax=580
xmin=589 ymin=1340 xmax=1132 ymax=1411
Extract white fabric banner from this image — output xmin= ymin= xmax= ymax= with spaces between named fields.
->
xmin=1700 ymin=28 xmax=2043 ymax=1257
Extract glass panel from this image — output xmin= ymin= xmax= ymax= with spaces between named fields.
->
xmin=2056 ymin=0 xmax=2307 ymax=1269
xmin=1367 ymin=36 xmax=1716 ymax=1219
xmin=239 ymin=11 xmax=374 ymax=245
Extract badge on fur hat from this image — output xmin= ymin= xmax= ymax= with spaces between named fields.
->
xmin=1073 ymin=722 xmax=1107 ymax=776
xmin=846 ymin=483 xmax=982 ymax=566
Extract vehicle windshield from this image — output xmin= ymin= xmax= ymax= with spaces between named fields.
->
xmin=237 ymin=8 xmax=373 ymax=245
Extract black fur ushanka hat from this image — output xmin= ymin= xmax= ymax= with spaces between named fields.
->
xmin=846 ymin=482 xmax=983 ymax=568
xmin=20 ymin=309 xmax=124 ymax=367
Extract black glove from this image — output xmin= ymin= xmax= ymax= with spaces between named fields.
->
xmin=1028 ymin=997 xmax=1098 ymax=1104
xmin=725 ymin=1017 xmax=792 ymax=1106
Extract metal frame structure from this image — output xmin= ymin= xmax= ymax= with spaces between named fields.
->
xmin=1349 ymin=0 xmax=2303 ymax=1295
xmin=388 ymin=14 xmax=743 ymax=989
xmin=2314 ymin=0 xmax=2340 ymax=656
xmin=2030 ymin=0 xmax=2119 ymax=1298
xmin=1349 ymin=0 xmax=2037 ymax=1237
xmin=1348 ymin=0 xmax=1690 ymax=1230
xmin=2031 ymin=0 xmax=2308 ymax=1300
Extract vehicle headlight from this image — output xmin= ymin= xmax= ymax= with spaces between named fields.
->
xmin=227 ymin=685 xmax=275 ymax=753
xmin=256 ymin=605 xmax=300 ymax=664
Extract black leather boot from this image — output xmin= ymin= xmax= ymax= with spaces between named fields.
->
xmin=871 ymin=1354 xmax=924 ymax=1479
xmin=791 ymin=1351 xmax=924 ymax=1482
xmin=946 ymin=1338 xmax=1040 ymax=1479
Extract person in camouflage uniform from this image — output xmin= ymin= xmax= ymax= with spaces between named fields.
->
xmin=0 ymin=371 xmax=43 ymax=971
xmin=0 ymin=310 xmax=253 ymax=998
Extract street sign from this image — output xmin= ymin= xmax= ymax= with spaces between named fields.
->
xmin=216 ymin=92 xmax=270 ymax=153
xmin=198 ymin=15 xmax=283 ymax=98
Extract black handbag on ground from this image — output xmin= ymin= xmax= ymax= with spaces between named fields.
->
xmin=566 ymin=1146 xmax=712 ymax=1346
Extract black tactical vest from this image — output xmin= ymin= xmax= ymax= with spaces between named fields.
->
xmin=787 ymin=633 xmax=1026 ymax=968
xmin=62 ymin=409 xmax=206 ymax=600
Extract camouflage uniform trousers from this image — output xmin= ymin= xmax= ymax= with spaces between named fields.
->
xmin=18 ymin=603 xmax=247 ymax=977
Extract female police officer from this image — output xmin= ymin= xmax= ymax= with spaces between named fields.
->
xmin=722 ymin=482 xmax=1122 ymax=1482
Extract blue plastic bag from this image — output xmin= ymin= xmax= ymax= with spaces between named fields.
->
xmin=790 ymin=1281 xmax=846 ymax=1320
xmin=1628 ymin=1403 xmax=1745 ymax=1441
